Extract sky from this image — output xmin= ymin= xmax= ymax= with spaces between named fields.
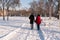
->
xmin=18 ymin=0 xmax=58 ymax=10
xmin=20 ymin=0 xmax=33 ymax=10
xmin=20 ymin=0 xmax=47 ymax=10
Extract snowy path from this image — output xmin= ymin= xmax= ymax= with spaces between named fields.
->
xmin=0 ymin=17 xmax=60 ymax=40
xmin=0 ymin=23 xmax=41 ymax=40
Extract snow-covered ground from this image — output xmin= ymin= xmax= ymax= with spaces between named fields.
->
xmin=0 ymin=16 xmax=60 ymax=40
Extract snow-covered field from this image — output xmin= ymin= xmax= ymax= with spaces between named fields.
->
xmin=0 ymin=16 xmax=60 ymax=40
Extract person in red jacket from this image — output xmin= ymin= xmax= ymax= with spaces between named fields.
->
xmin=35 ymin=14 xmax=42 ymax=30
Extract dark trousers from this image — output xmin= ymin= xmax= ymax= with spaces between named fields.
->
xmin=31 ymin=24 xmax=33 ymax=29
xmin=37 ymin=24 xmax=40 ymax=30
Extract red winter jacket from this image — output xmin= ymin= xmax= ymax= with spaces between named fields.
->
xmin=35 ymin=16 xmax=41 ymax=24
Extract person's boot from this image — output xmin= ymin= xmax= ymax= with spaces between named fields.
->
xmin=31 ymin=26 xmax=33 ymax=30
xmin=31 ymin=24 xmax=33 ymax=30
xmin=37 ymin=26 xmax=40 ymax=30
xmin=37 ymin=28 xmax=39 ymax=30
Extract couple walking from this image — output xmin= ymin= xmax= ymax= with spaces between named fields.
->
xmin=29 ymin=13 xmax=42 ymax=30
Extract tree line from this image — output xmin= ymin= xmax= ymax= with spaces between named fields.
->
xmin=29 ymin=0 xmax=59 ymax=19
xmin=0 ymin=0 xmax=60 ymax=21
xmin=0 ymin=0 xmax=20 ymax=21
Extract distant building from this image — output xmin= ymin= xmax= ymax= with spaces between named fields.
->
xmin=0 ymin=9 xmax=7 ymax=16
xmin=0 ymin=9 xmax=21 ymax=16
xmin=0 ymin=9 xmax=32 ymax=16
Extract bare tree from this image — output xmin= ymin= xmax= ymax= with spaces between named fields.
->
xmin=30 ymin=0 xmax=37 ymax=14
xmin=0 ymin=0 xmax=5 ymax=20
xmin=0 ymin=0 xmax=20 ymax=21
xmin=30 ymin=0 xmax=44 ymax=16
xmin=38 ymin=0 xmax=44 ymax=16
xmin=6 ymin=0 xmax=20 ymax=21
xmin=2 ymin=0 xmax=5 ymax=20
xmin=45 ymin=2 xmax=49 ymax=17
xmin=48 ymin=0 xmax=53 ymax=19
xmin=29 ymin=0 xmax=58 ymax=17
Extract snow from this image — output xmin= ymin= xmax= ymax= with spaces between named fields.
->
xmin=0 ymin=16 xmax=60 ymax=40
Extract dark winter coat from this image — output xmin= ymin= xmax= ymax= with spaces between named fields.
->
xmin=29 ymin=14 xmax=34 ymax=24
xmin=35 ymin=16 xmax=41 ymax=25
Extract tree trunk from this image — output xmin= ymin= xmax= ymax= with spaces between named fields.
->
xmin=45 ymin=13 xmax=47 ymax=17
xmin=49 ymin=6 xmax=51 ymax=19
xmin=7 ymin=7 xmax=9 ymax=21
xmin=3 ymin=0 xmax=5 ymax=21
xmin=59 ymin=13 xmax=60 ymax=19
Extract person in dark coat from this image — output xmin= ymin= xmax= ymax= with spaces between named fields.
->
xmin=29 ymin=13 xmax=34 ymax=29
xmin=35 ymin=14 xmax=42 ymax=30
